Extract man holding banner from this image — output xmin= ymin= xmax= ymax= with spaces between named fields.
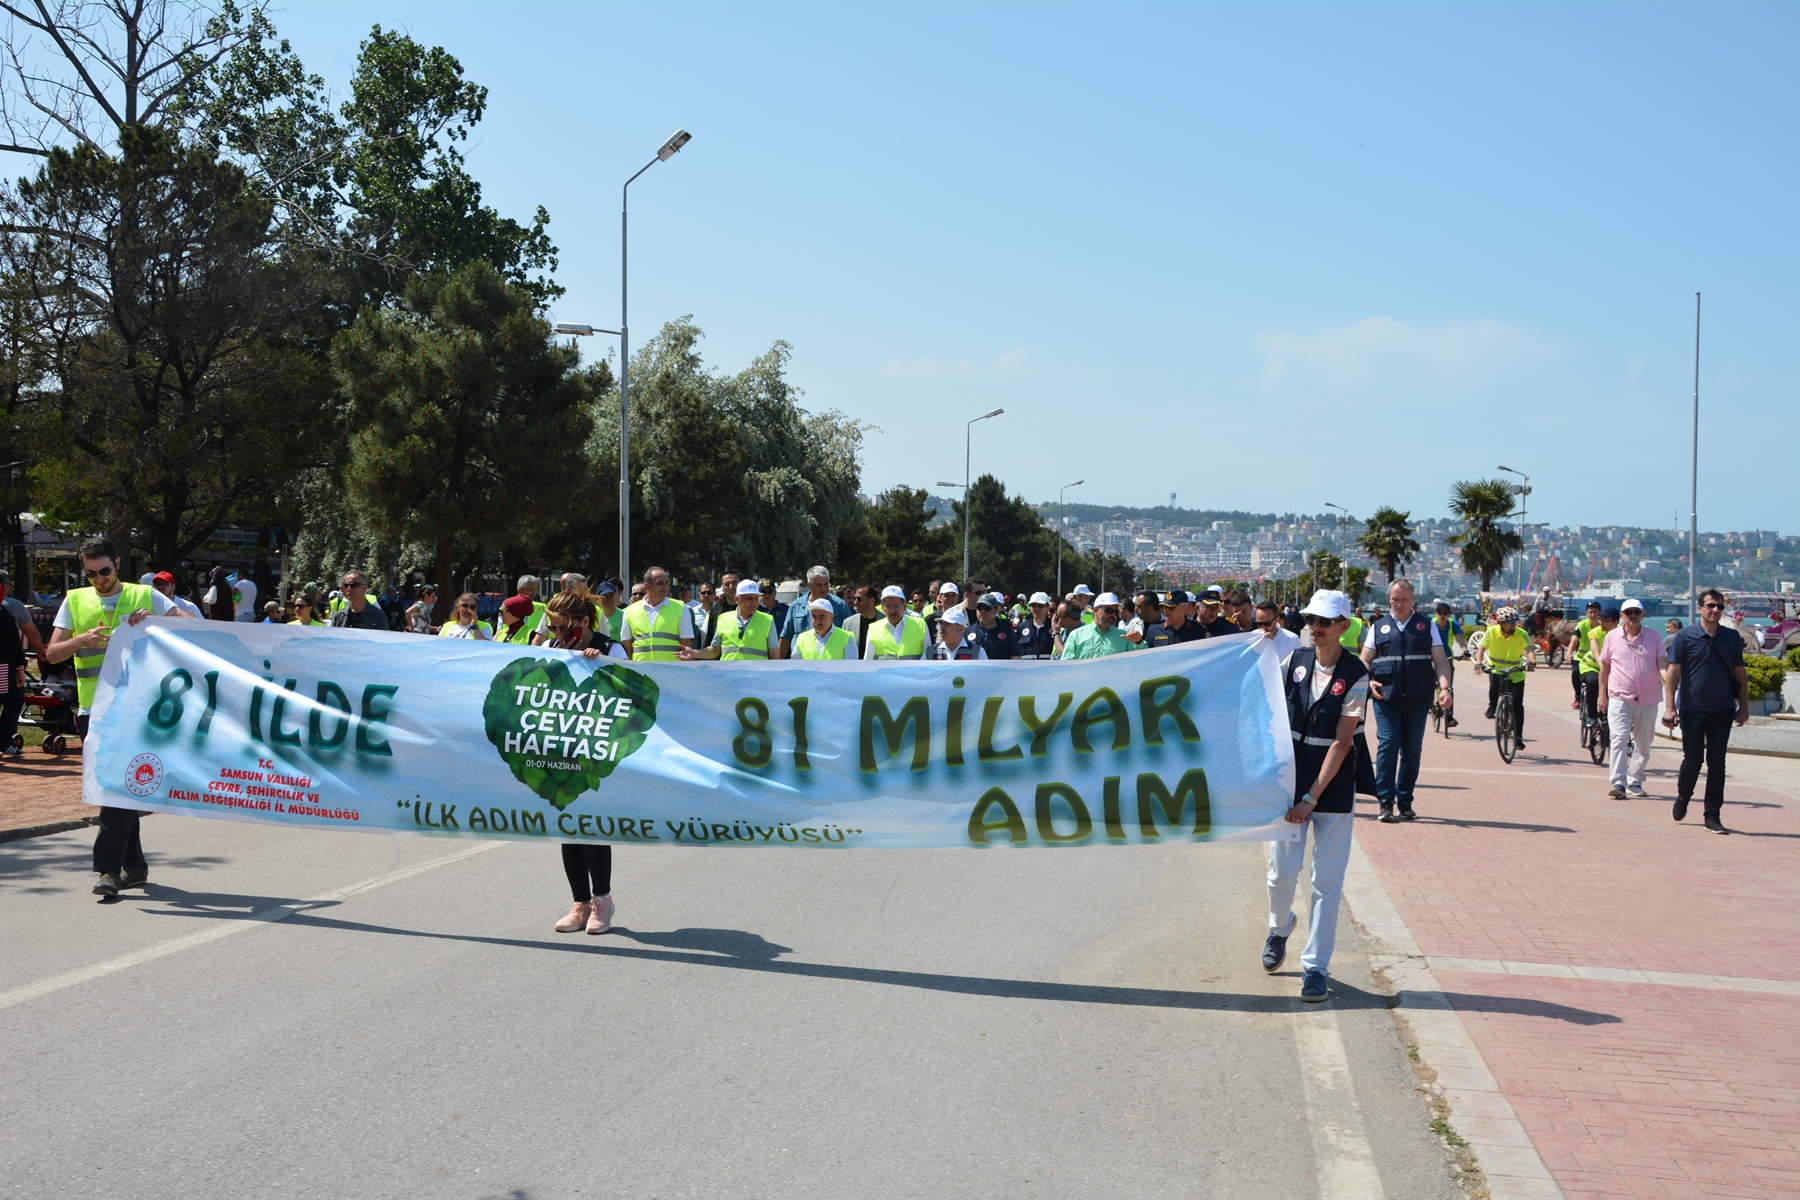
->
xmin=1265 ymin=589 xmax=1367 ymax=1003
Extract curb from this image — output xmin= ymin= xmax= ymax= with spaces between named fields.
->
xmin=0 ymin=817 xmax=96 ymax=844
xmin=1344 ymin=841 xmax=1566 ymax=1200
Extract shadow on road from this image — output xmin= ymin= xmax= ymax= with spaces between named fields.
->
xmin=1412 ymin=817 xmax=1576 ymax=834
xmin=1444 ymin=991 xmax=1623 ymax=1026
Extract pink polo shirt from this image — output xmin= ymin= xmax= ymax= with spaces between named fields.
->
xmin=1597 ymin=625 xmax=1664 ymax=702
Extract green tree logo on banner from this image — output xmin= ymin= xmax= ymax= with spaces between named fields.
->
xmin=482 ymin=658 xmax=660 ymax=809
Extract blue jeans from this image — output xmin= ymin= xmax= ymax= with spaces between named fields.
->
xmin=1372 ymin=698 xmax=1431 ymax=809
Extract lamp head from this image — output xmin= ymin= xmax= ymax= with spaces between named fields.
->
xmin=657 ymin=129 xmax=692 ymax=161
xmin=554 ymin=323 xmax=594 ymax=336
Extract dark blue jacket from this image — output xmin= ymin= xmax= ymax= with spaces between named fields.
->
xmin=1284 ymin=648 xmax=1368 ymax=814
xmin=1367 ymin=611 xmax=1438 ymax=703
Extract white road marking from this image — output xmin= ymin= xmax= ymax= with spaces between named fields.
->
xmin=1428 ymin=956 xmax=1800 ymax=994
xmin=0 ymin=841 xmax=508 ymax=1013
xmin=1293 ymin=1007 xmax=1387 ymax=1199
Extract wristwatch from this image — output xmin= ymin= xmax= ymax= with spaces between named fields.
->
xmin=1299 ymin=792 xmax=1316 ymax=806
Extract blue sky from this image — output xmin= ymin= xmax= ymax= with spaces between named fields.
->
xmin=269 ymin=2 xmax=1797 ymax=533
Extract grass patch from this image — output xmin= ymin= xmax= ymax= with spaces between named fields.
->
xmin=1432 ymin=1118 xmax=1469 ymax=1148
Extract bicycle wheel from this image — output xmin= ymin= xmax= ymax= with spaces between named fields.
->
xmin=1495 ymin=696 xmax=1517 ymax=763
xmin=1589 ymin=716 xmax=1608 ymax=765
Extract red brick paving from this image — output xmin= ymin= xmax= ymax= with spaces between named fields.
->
xmin=1357 ymin=677 xmax=1800 ymax=1197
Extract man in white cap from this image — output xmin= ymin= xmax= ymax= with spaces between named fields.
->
xmin=1264 ymin=589 xmax=1368 ymax=1004
xmin=680 ymin=578 xmax=779 ymax=660
xmin=1069 ymin=583 xmax=1095 ymax=625
xmin=1057 ymin=592 xmax=1137 ymax=660
xmin=926 ymin=580 xmax=965 ymax=645
xmin=1597 ymin=598 xmax=1665 ymax=798
xmin=1016 ymin=591 xmax=1057 ymax=658
xmin=793 ymin=597 xmax=854 ymax=660
xmin=931 ymin=608 xmax=986 ymax=660
xmin=864 ymin=585 xmax=930 ymax=660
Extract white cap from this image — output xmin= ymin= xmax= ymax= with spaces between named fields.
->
xmin=736 ymin=579 xmax=761 ymax=597
xmin=880 ymin=585 xmax=906 ymax=601
xmin=1300 ymin=589 xmax=1355 ymax=619
xmin=1095 ymin=592 xmax=1121 ymax=607
xmin=1028 ymin=591 xmax=1052 ymax=606
xmin=808 ymin=597 xmax=834 ymax=613
xmin=940 ymin=608 xmax=969 ymax=626
xmin=938 ymin=581 xmax=960 ymax=596
xmin=1621 ymin=597 xmax=1644 ymax=612
xmin=1072 ymin=584 xmax=1093 ymax=596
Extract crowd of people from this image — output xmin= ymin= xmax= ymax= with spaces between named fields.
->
xmin=0 ymin=541 xmax=1753 ymax=1004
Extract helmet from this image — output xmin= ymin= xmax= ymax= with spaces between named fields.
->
xmin=1495 ymin=606 xmax=1519 ymax=623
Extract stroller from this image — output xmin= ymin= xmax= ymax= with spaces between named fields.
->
xmin=14 ymin=671 xmax=80 ymax=755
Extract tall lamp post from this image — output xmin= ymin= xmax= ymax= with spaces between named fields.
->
xmin=553 ymin=128 xmax=692 ymax=588
xmin=957 ymin=408 xmax=1003 ymax=584
xmin=1688 ymin=292 xmax=1700 ymax=620
xmin=1497 ymin=464 xmax=1531 ymax=596
xmin=1057 ymin=478 xmax=1083 ymax=598
xmin=1099 ymin=512 xmax=1122 ymax=594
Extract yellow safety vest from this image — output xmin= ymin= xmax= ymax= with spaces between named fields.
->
xmin=601 ymin=605 xmax=624 ymax=640
xmin=496 ymin=619 xmax=535 ymax=644
xmin=1577 ymin=624 xmax=1606 ymax=675
xmin=1484 ymin=625 xmax=1529 ymax=683
xmin=623 ymin=600 xmax=685 ymax=661
xmin=795 ymin=625 xmax=852 ymax=660
xmin=438 ymin=619 xmax=493 ymax=639
xmin=67 ymin=583 xmax=154 ymax=709
xmin=1340 ymin=616 xmax=1364 ymax=651
xmin=717 ymin=610 xmax=774 ymax=660
xmin=868 ymin=614 xmax=927 ymax=659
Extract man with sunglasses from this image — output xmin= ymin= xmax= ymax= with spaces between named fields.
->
xmin=1251 ymin=600 xmax=1301 ymax=659
xmin=1265 ymin=589 xmax=1368 ymax=1003
xmin=1057 ymin=592 xmax=1138 ymax=660
xmin=1662 ymin=589 xmax=1749 ymax=834
xmin=329 ymin=570 xmax=389 ymax=632
xmin=45 ymin=537 xmax=193 ymax=898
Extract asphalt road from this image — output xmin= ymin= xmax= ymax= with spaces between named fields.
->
xmin=1 ymin=816 xmax=1461 ymax=1199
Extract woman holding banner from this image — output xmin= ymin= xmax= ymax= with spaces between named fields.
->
xmin=545 ymin=588 xmax=628 ymax=936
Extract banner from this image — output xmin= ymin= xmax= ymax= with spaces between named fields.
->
xmin=84 ymin=620 xmax=1299 ymax=848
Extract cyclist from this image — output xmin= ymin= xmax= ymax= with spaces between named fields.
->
xmin=1431 ymin=602 xmax=1464 ymax=728
xmin=1576 ymin=606 xmax=1615 ymax=733
xmin=1569 ymin=600 xmax=1602 ymax=710
xmin=1477 ymin=605 xmax=1533 ymax=746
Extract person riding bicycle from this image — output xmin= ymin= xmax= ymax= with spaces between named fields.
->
xmin=1478 ymin=605 xmax=1533 ymax=745
xmin=1431 ymin=602 xmax=1464 ymax=728
xmin=1569 ymin=600 xmax=1602 ymax=710
xmin=1576 ymin=606 xmax=1616 ymax=730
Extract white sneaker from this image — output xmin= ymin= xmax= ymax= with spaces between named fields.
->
xmin=586 ymin=893 xmax=615 ymax=935
xmin=554 ymin=900 xmax=591 ymax=933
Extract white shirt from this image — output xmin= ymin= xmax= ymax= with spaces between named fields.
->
xmin=1363 ymin=609 xmax=1444 ymax=650
xmin=165 ymin=594 xmax=203 ymax=619
xmin=1255 ymin=626 xmax=1302 ymax=661
xmin=54 ymin=588 xmax=174 ymax=630
xmin=233 ymin=579 xmax=258 ymax=622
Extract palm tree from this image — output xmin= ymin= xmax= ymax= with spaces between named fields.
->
xmin=1446 ymin=479 xmax=1524 ymax=593
xmin=1358 ymin=506 xmax=1421 ymax=584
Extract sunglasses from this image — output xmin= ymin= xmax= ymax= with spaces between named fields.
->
xmin=1701 ymin=602 xmax=1724 ymax=611
xmin=1255 ymin=619 xmax=1276 ymax=630
xmin=344 ymin=581 xmax=367 ymax=589
xmin=84 ymin=565 xmax=114 ymax=579
xmin=295 ymin=601 xmax=312 ymax=608
xmin=457 ymin=604 xmax=475 ymax=612
xmin=1304 ymin=615 xmax=1341 ymax=628
xmin=548 ymin=619 xmax=577 ymax=633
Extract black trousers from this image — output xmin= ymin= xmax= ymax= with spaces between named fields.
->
xmin=0 ymin=679 xmax=23 ymax=748
xmin=1578 ymin=672 xmax=1600 ymax=725
xmin=1487 ymin=675 xmax=1526 ymax=736
xmin=1677 ymin=710 xmax=1734 ymax=818
xmin=562 ymin=844 xmax=613 ymax=902
xmin=75 ymin=713 xmax=148 ymax=876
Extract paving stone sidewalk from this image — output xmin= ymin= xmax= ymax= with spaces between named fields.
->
xmin=1355 ymin=675 xmax=1800 ymax=1198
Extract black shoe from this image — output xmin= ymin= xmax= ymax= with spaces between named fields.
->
xmin=1483 ymin=709 xmax=1495 ymax=719
xmin=1515 ymin=737 xmax=1528 ymax=747
xmin=1673 ymin=797 xmax=1690 ymax=822
xmin=92 ymin=872 xmax=120 ymax=898
xmin=1376 ymin=805 xmax=1398 ymax=824
xmin=120 ymin=866 xmax=148 ymax=889
xmin=1398 ymin=805 xmax=1418 ymax=821
xmin=1705 ymin=816 xmax=1728 ymax=834
xmin=1261 ymin=933 xmax=1288 ymax=972
xmin=1446 ymin=717 xmax=1459 ymax=728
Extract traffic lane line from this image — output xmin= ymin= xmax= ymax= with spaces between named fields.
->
xmin=0 ymin=840 xmax=509 ymax=1013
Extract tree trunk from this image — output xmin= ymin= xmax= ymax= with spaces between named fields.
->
xmin=435 ymin=538 xmax=455 ymax=623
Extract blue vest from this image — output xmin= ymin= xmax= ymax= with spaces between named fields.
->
xmin=1283 ymin=648 xmax=1368 ymax=813
xmin=1367 ymin=611 xmax=1437 ymax=703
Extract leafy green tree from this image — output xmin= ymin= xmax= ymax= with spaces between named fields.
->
xmin=1358 ymin=506 xmax=1421 ymax=584
xmin=948 ymin=473 xmax=1075 ymax=595
xmin=1447 ymin=478 xmax=1524 ymax=592
xmin=1343 ymin=566 xmax=1371 ymax=607
xmin=332 ymin=260 xmax=595 ymax=604
xmin=1308 ymin=550 xmax=1344 ymax=591
xmin=838 ymin=486 xmax=954 ymax=587
xmin=2 ymin=125 xmax=331 ymax=567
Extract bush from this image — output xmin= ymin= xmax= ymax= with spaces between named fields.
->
xmin=1786 ymin=646 xmax=1800 ymax=673
xmin=1744 ymin=655 xmax=1787 ymax=701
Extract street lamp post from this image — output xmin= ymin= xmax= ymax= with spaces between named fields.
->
xmin=554 ymin=128 xmax=691 ymax=588
xmin=1099 ymin=512 xmax=1122 ymax=595
xmin=1689 ymin=292 xmax=1700 ymax=621
xmin=958 ymin=409 xmax=1003 ymax=584
xmin=1057 ymin=479 xmax=1084 ymax=598
xmin=1497 ymin=464 xmax=1531 ymax=597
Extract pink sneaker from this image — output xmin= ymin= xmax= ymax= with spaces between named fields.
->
xmin=554 ymin=900 xmax=591 ymax=933
xmin=586 ymin=893 xmax=615 ymax=935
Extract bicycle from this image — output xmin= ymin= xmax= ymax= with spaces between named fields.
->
xmin=1430 ymin=683 xmax=1456 ymax=737
xmin=1484 ymin=666 xmax=1521 ymax=763
xmin=1580 ymin=705 xmax=1610 ymax=765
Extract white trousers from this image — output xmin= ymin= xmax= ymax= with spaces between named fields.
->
xmin=1607 ymin=696 xmax=1659 ymax=791
xmin=1267 ymin=810 xmax=1354 ymax=975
